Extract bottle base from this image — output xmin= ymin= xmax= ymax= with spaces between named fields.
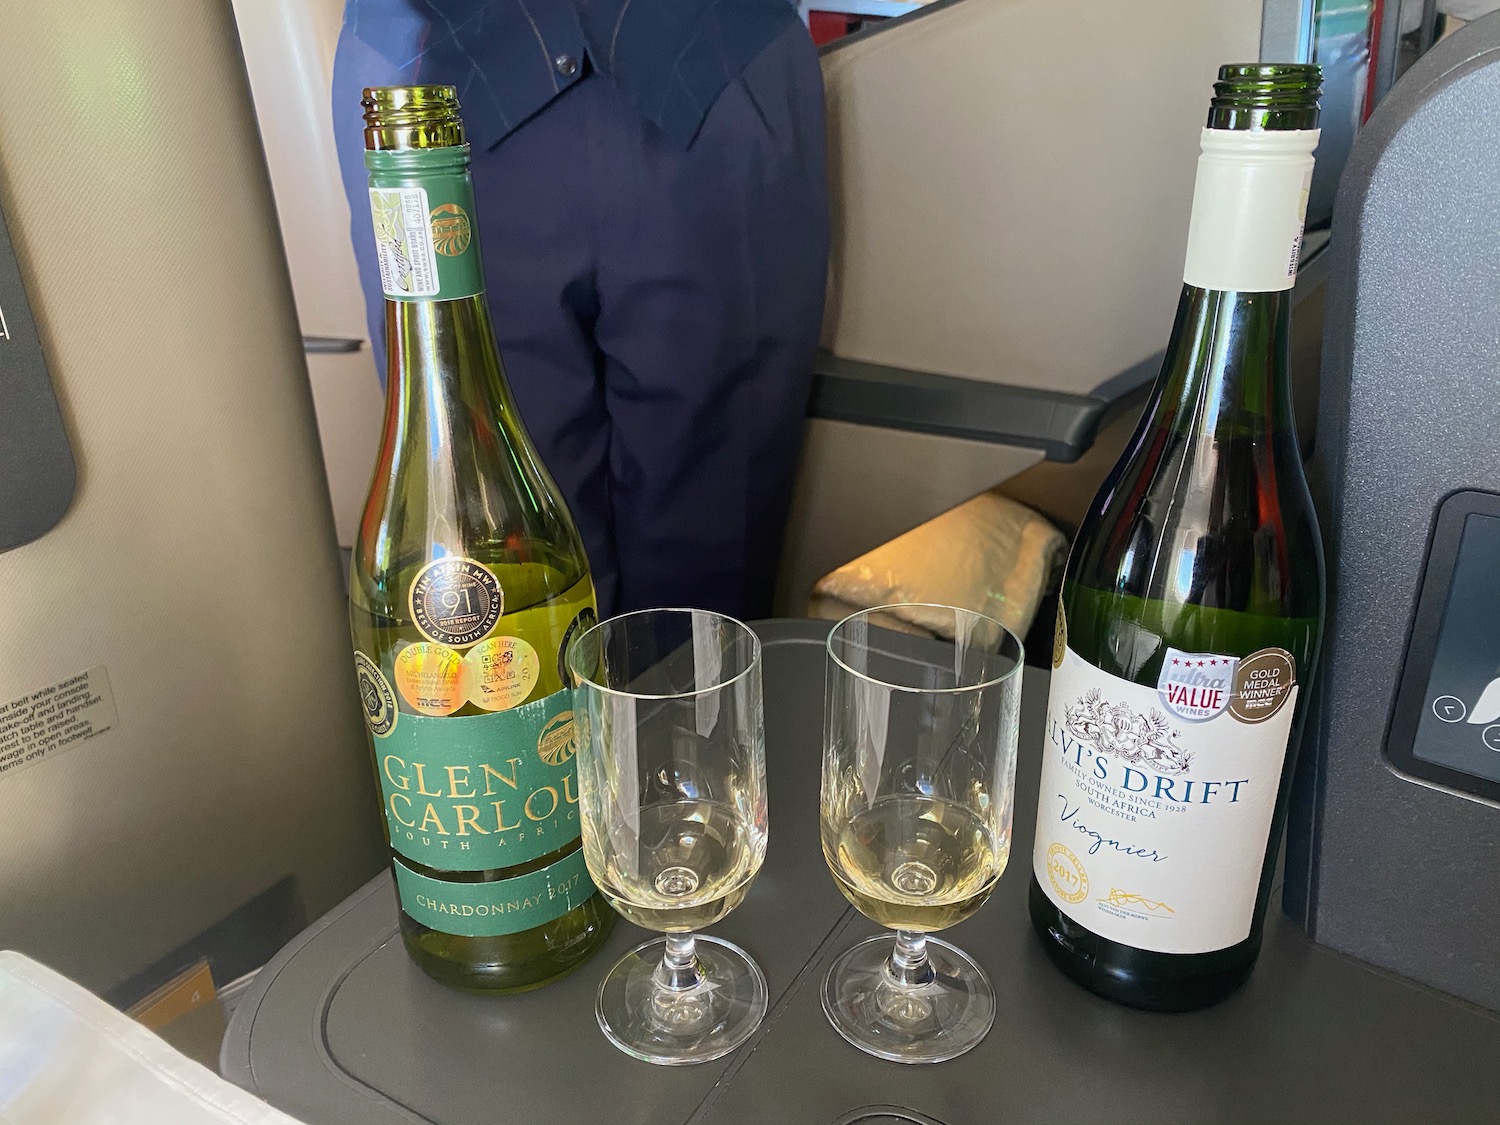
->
xmin=1028 ymin=878 xmax=1255 ymax=1012
xmin=400 ymin=896 xmax=616 ymax=995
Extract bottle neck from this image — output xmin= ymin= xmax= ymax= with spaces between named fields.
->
xmin=363 ymin=145 xmax=526 ymax=518
xmin=1182 ymin=127 xmax=1318 ymax=294
xmin=1149 ymin=285 xmax=1294 ymax=445
xmin=383 ymin=292 xmax=515 ymax=450
xmin=1150 ymin=123 xmax=1317 ymax=442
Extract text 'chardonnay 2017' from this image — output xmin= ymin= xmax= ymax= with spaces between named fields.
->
xmin=1028 ymin=64 xmax=1327 ymax=1012
xmin=348 ymin=86 xmax=612 ymax=993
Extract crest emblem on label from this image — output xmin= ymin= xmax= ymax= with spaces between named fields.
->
xmin=429 ymin=203 xmax=471 ymax=256
xmin=353 ymin=650 xmax=398 ymax=737
xmin=409 ymin=557 xmax=503 ymax=648
xmin=1157 ymin=649 xmax=1239 ymax=723
xmin=537 ymin=710 xmax=578 ymax=766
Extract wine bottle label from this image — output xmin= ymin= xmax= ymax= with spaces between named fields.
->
xmin=364 ymin=147 xmax=485 ymax=302
xmin=368 ymin=186 xmax=440 ymax=299
xmin=393 ymin=848 xmax=592 ymax=937
xmin=375 ymin=689 xmax=584 ymax=872
xmin=1032 ymin=645 xmax=1298 ymax=954
xmin=1182 ymin=127 xmax=1320 ymax=293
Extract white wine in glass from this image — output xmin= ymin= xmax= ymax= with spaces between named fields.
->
xmin=570 ymin=608 xmax=769 ymax=1066
xmin=590 ymin=798 xmax=763 ymax=933
xmin=820 ymin=604 xmax=1022 ymax=1064
xmin=826 ymin=794 xmax=1009 ymax=933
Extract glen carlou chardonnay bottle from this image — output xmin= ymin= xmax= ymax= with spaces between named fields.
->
xmin=1028 ymin=64 xmax=1327 ymax=1011
xmin=348 ymin=86 xmax=612 ymax=992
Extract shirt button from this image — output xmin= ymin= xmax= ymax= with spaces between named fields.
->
xmin=554 ymin=54 xmax=578 ymax=77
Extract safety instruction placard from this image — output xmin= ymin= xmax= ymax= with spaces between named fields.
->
xmin=0 ymin=665 xmax=118 ymax=780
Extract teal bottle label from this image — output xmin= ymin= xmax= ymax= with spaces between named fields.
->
xmin=364 ymin=146 xmax=484 ymax=301
xmin=393 ymin=849 xmax=593 ymax=937
xmin=375 ymin=689 xmax=584 ymax=871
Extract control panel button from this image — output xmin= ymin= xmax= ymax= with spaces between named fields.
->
xmin=1483 ymin=725 xmax=1500 ymax=752
xmin=1432 ymin=695 xmax=1467 ymax=722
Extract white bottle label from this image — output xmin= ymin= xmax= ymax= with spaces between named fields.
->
xmin=369 ymin=186 xmax=440 ymax=298
xmin=1032 ymin=644 xmax=1299 ymax=954
xmin=1182 ymin=127 xmax=1319 ymax=293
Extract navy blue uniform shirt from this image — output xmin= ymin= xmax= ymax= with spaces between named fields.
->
xmin=341 ymin=0 xmax=803 ymax=149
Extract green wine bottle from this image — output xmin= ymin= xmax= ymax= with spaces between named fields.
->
xmin=348 ymin=85 xmax=612 ymax=993
xmin=1028 ymin=64 xmax=1326 ymax=1011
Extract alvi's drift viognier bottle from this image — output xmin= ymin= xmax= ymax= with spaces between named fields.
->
xmin=348 ymin=86 xmax=612 ymax=992
xmin=1028 ymin=65 xmax=1326 ymax=1011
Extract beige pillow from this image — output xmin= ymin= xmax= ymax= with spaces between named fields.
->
xmin=808 ymin=489 xmax=1067 ymax=641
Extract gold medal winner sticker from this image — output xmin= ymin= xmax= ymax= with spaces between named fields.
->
xmin=1229 ymin=647 xmax=1297 ymax=724
xmin=394 ymin=642 xmax=468 ymax=717
xmin=464 ymin=635 xmax=540 ymax=712
xmin=409 ymin=557 xmax=503 ymax=647
xmin=353 ymin=651 xmax=398 ymax=737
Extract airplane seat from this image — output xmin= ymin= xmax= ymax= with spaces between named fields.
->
xmin=0 ymin=0 xmax=384 ymax=1018
xmin=777 ymin=0 xmax=1331 ymax=616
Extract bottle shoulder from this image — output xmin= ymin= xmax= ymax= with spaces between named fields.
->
xmin=1064 ymin=423 xmax=1324 ymax=682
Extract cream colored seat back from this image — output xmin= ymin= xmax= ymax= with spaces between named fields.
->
xmin=0 ymin=0 xmax=383 ymax=999
xmin=778 ymin=0 xmax=1270 ymax=612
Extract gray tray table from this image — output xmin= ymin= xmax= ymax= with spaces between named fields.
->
xmin=221 ymin=620 xmax=1500 ymax=1124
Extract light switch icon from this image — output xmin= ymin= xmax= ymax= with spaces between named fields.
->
xmin=1467 ymin=676 xmax=1500 ymax=725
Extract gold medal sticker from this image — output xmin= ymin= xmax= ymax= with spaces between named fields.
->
xmin=394 ymin=642 xmax=468 ymax=717
xmin=464 ymin=636 xmax=541 ymax=712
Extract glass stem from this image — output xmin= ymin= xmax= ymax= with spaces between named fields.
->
xmin=886 ymin=930 xmax=936 ymax=988
xmin=654 ymin=932 xmax=705 ymax=992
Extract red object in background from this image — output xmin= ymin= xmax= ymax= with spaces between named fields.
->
xmin=808 ymin=11 xmax=856 ymax=46
xmin=1364 ymin=0 xmax=1383 ymax=121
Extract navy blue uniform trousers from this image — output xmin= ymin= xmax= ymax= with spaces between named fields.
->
xmin=333 ymin=25 xmax=828 ymax=618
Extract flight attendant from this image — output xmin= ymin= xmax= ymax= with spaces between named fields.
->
xmin=333 ymin=0 xmax=829 ymax=618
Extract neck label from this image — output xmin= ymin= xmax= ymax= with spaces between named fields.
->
xmin=369 ymin=187 xmax=441 ymax=298
xmin=365 ymin=147 xmax=485 ymax=301
xmin=1182 ymin=128 xmax=1319 ymax=293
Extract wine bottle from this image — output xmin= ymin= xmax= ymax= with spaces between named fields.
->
xmin=348 ymin=86 xmax=612 ymax=992
xmin=1028 ymin=64 xmax=1326 ymax=1011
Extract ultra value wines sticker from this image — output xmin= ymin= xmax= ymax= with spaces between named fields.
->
xmin=1158 ymin=650 xmax=1239 ymax=723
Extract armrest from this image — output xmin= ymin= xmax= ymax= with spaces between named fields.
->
xmin=809 ymin=239 xmax=1336 ymax=466
xmin=807 ymin=350 xmax=1107 ymax=464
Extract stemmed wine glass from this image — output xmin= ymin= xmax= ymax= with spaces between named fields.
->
xmin=820 ymin=604 xmax=1022 ymax=1063
xmin=569 ymin=608 xmax=769 ymax=1065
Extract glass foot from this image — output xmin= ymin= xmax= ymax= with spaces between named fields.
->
xmin=822 ymin=933 xmax=994 ymax=1064
xmin=596 ymin=935 xmax=767 ymax=1065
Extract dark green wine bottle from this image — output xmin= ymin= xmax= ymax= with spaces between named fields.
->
xmin=348 ymin=86 xmax=612 ymax=992
xmin=1028 ymin=64 xmax=1326 ymax=1011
